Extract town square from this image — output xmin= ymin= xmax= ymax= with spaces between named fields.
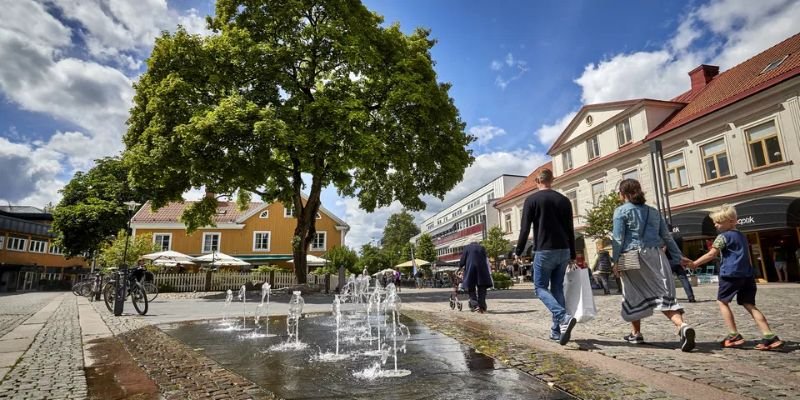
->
xmin=1 ymin=1 xmax=799 ymax=399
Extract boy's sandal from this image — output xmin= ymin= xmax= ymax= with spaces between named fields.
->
xmin=755 ymin=336 xmax=784 ymax=351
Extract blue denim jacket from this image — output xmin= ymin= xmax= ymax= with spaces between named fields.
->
xmin=611 ymin=202 xmax=682 ymax=263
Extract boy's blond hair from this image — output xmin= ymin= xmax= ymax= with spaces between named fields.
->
xmin=710 ymin=204 xmax=737 ymax=224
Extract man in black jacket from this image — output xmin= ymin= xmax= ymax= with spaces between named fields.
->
xmin=515 ymin=168 xmax=577 ymax=345
xmin=460 ymin=242 xmax=492 ymax=313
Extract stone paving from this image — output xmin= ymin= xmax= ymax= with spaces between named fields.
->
xmin=0 ymin=293 xmax=61 ymax=338
xmin=401 ymin=282 xmax=800 ymax=400
xmin=0 ymin=294 xmax=87 ymax=399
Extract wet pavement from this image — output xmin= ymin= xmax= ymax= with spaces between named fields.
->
xmin=160 ymin=314 xmax=571 ymax=400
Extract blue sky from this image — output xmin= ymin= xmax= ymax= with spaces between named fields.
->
xmin=1 ymin=0 xmax=798 ymax=249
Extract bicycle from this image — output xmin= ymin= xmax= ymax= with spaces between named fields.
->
xmin=141 ymin=270 xmax=159 ymax=303
xmin=102 ymin=267 xmax=148 ymax=315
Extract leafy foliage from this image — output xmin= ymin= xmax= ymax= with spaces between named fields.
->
xmin=481 ymin=226 xmax=510 ymax=268
xmin=97 ymin=231 xmax=158 ymax=269
xmin=381 ymin=211 xmax=420 ymax=266
xmin=51 ymin=157 xmax=147 ymax=258
xmin=415 ymin=233 xmax=436 ymax=263
xmin=324 ymin=245 xmax=359 ymax=275
xmin=584 ymin=192 xmax=623 ymax=239
xmin=356 ymin=243 xmax=391 ymax=274
xmin=123 ymin=0 xmax=473 ymax=283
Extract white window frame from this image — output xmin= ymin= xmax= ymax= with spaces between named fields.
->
xmin=284 ymin=206 xmax=295 ymax=218
xmin=616 ymin=119 xmax=633 ymax=146
xmin=201 ymin=232 xmax=221 ymax=253
xmin=566 ymin=190 xmax=578 ymax=215
xmin=316 ymin=212 xmax=322 ymax=219
xmin=7 ymin=237 xmax=27 ymax=252
xmin=259 ymin=210 xmax=269 ymax=219
xmin=311 ymin=231 xmax=327 ymax=251
xmin=49 ymin=243 xmax=62 ymax=255
xmin=743 ymin=118 xmax=785 ymax=169
xmin=253 ymin=231 xmax=271 ymax=252
xmin=29 ymin=240 xmax=47 ymax=253
xmin=153 ymin=233 xmax=172 ymax=251
xmin=664 ymin=152 xmax=689 ymax=190
xmin=591 ymin=181 xmax=604 ymax=205
xmin=621 ymin=168 xmax=639 ymax=182
xmin=587 ymin=136 xmax=600 ymax=160
xmin=562 ymin=149 xmax=573 ymax=171
xmin=699 ymin=136 xmax=732 ymax=182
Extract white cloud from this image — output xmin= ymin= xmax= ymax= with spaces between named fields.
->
xmin=492 ymin=52 xmax=529 ymax=89
xmin=535 ymin=111 xmax=577 ymax=146
xmin=468 ymin=118 xmax=507 ymax=146
xmin=490 ymin=60 xmax=503 ymax=71
xmin=505 ymin=53 xmax=515 ymax=66
xmin=340 ymin=150 xmax=549 ymax=250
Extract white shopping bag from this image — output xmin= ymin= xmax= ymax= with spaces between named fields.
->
xmin=564 ymin=263 xmax=597 ymax=323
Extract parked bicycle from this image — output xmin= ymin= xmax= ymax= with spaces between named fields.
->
xmin=102 ymin=267 xmax=148 ymax=315
xmin=72 ymin=273 xmax=104 ymax=301
xmin=141 ymin=269 xmax=158 ymax=303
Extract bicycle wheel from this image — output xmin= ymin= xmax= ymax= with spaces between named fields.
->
xmin=130 ymin=282 xmax=149 ymax=315
xmin=78 ymin=282 xmax=93 ymax=298
xmin=143 ymin=282 xmax=159 ymax=302
xmin=103 ymin=283 xmax=116 ymax=313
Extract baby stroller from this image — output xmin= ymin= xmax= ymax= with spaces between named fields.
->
xmin=448 ymin=267 xmax=466 ymax=311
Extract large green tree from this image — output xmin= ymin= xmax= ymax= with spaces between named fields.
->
xmin=381 ymin=210 xmax=420 ymax=266
xmin=356 ymin=243 xmax=391 ymax=275
xmin=415 ymin=233 xmax=436 ymax=263
xmin=322 ymin=244 xmax=359 ymax=275
xmin=584 ymin=192 xmax=623 ymax=240
xmin=481 ymin=226 xmax=511 ymax=269
xmin=97 ymin=231 xmax=158 ymax=270
xmin=123 ymin=0 xmax=473 ymax=283
xmin=52 ymin=157 xmax=147 ymax=258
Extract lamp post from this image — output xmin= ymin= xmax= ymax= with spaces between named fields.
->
xmin=114 ymin=201 xmax=141 ymax=316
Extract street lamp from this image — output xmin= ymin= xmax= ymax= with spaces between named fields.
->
xmin=114 ymin=200 xmax=141 ymax=316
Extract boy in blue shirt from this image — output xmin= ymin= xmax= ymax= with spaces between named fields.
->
xmin=690 ymin=205 xmax=783 ymax=350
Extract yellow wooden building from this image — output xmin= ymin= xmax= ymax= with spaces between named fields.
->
xmin=130 ymin=199 xmax=350 ymax=267
xmin=0 ymin=206 xmax=89 ymax=291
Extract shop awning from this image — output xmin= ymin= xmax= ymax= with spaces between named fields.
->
xmin=670 ymin=210 xmax=716 ymax=238
xmin=734 ymin=196 xmax=800 ymax=232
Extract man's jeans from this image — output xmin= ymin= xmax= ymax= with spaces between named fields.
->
xmin=675 ymin=271 xmax=695 ymax=301
xmin=533 ymin=249 xmax=571 ymax=336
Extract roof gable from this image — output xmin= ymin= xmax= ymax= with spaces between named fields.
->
xmin=547 ymin=100 xmax=640 ymax=154
xmin=648 ymin=32 xmax=800 ymax=139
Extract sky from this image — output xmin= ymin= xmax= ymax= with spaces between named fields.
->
xmin=1 ymin=0 xmax=799 ymax=251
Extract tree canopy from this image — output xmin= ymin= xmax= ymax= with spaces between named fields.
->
xmin=415 ymin=233 xmax=436 ymax=263
xmin=381 ymin=210 xmax=420 ymax=266
xmin=356 ymin=243 xmax=391 ymax=274
xmin=321 ymin=244 xmax=359 ymax=275
xmin=97 ymin=231 xmax=158 ymax=270
xmin=584 ymin=192 xmax=623 ymax=239
xmin=52 ymin=157 xmax=147 ymax=258
xmin=123 ymin=0 xmax=473 ymax=283
xmin=481 ymin=226 xmax=510 ymax=268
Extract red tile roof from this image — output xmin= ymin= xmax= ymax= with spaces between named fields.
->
xmin=131 ymin=200 xmax=264 ymax=224
xmin=648 ymin=32 xmax=800 ymax=139
xmin=495 ymin=161 xmax=553 ymax=207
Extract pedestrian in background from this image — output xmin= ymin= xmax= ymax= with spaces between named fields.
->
xmin=515 ymin=168 xmax=577 ymax=345
xmin=666 ymin=229 xmax=696 ymax=302
xmin=612 ymin=179 xmax=696 ymax=352
xmin=460 ymin=241 xmax=492 ymax=313
xmin=592 ymin=239 xmax=613 ymax=295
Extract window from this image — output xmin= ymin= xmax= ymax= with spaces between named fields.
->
xmin=761 ymin=55 xmax=788 ymax=74
xmin=284 ymin=205 xmax=295 ymax=217
xmin=591 ymin=182 xmax=604 ymax=205
xmin=562 ymin=150 xmax=573 ymax=171
xmin=701 ymin=138 xmax=731 ymax=181
xmin=0 ymin=235 xmax=4 ymax=249
xmin=253 ymin=231 xmax=271 ymax=251
xmin=153 ymin=233 xmax=171 ymax=251
xmin=426 ymin=223 xmax=434 ymax=231
xmin=587 ymin=136 xmax=600 ymax=160
xmin=616 ymin=119 xmax=632 ymax=146
xmin=566 ymin=191 xmax=578 ymax=215
xmin=665 ymin=154 xmax=688 ymax=190
xmin=202 ymin=233 xmax=220 ymax=253
xmin=504 ymin=212 xmax=513 ymax=233
xmin=622 ymin=168 xmax=639 ymax=181
xmin=746 ymin=120 xmax=783 ymax=168
xmin=311 ymin=232 xmax=326 ymax=251
xmin=49 ymin=244 xmax=63 ymax=255
xmin=29 ymin=240 xmax=47 ymax=253
xmin=259 ymin=210 xmax=269 ymax=219
xmin=316 ymin=212 xmax=322 ymax=219
xmin=7 ymin=237 xmax=27 ymax=252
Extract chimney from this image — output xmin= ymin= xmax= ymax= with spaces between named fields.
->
xmin=688 ymin=64 xmax=719 ymax=92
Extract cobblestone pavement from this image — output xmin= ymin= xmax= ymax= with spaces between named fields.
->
xmin=401 ymin=282 xmax=800 ymax=400
xmin=0 ymin=294 xmax=87 ymax=399
xmin=0 ymin=293 xmax=61 ymax=338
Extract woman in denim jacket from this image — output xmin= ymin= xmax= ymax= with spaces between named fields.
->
xmin=612 ymin=179 xmax=697 ymax=352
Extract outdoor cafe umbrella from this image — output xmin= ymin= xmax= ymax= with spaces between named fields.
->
xmin=287 ymin=254 xmax=328 ymax=266
xmin=394 ymin=259 xmax=431 ymax=269
xmin=140 ymin=250 xmax=196 ymax=265
xmin=193 ymin=251 xmax=250 ymax=266
xmin=371 ymin=268 xmax=397 ymax=276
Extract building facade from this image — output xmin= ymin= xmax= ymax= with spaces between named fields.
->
xmin=413 ymin=175 xmax=525 ymax=263
xmin=0 ymin=206 xmax=89 ymax=292
xmin=131 ymin=199 xmax=349 ymax=267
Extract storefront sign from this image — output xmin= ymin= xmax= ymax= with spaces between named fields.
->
xmin=738 ymin=215 xmax=755 ymax=226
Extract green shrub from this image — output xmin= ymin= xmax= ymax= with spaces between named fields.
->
xmin=157 ymin=282 xmax=175 ymax=293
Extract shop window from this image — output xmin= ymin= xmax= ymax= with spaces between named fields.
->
xmin=700 ymin=138 xmax=731 ymax=181
xmin=587 ymin=136 xmax=600 ymax=160
xmin=746 ymin=120 xmax=783 ymax=168
xmin=665 ymin=153 xmax=689 ymax=190
xmin=616 ymin=119 xmax=632 ymax=146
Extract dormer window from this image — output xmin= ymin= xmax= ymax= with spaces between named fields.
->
xmin=616 ymin=119 xmax=632 ymax=146
xmin=284 ymin=206 xmax=295 ymax=217
xmin=587 ymin=136 xmax=600 ymax=160
xmin=562 ymin=149 xmax=573 ymax=171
